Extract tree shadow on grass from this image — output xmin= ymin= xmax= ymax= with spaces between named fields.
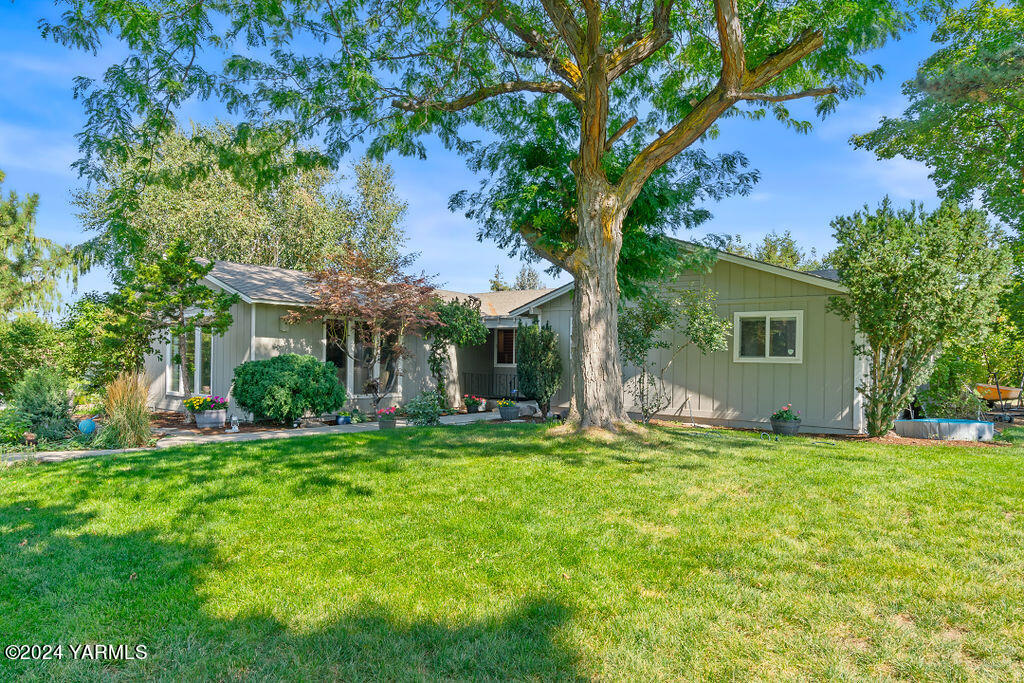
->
xmin=0 ymin=500 xmax=583 ymax=680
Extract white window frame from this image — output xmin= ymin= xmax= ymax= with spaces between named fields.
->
xmin=493 ymin=327 xmax=517 ymax=368
xmin=732 ymin=310 xmax=803 ymax=364
xmin=325 ymin=319 xmax=403 ymax=399
xmin=166 ymin=327 xmax=215 ymax=396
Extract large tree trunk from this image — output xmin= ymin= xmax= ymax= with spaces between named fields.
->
xmin=570 ymin=182 xmax=630 ymax=430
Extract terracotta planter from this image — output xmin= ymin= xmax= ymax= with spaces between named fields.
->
xmin=498 ymin=405 xmax=519 ymax=421
xmin=194 ymin=409 xmax=226 ymax=429
xmin=379 ymin=418 xmax=397 ymax=430
xmin=770 ymin=418 xmax=801 ymax=436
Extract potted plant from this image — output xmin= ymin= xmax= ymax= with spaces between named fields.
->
xmin=497 ymin=398 xmax=519 ymax=421
xmin=769 ymin=403 xmax=801 ymax=436
xmin=338 ymin=412 xmax=352 ymax=425
xmin=377 ymin=406 xmax=398 ymax=429
xmin=464 ymin=394 xmax=484 ymax=413
xmin=184 ymin=395 xmax=229 ymax=429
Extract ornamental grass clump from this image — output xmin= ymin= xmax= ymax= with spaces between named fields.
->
xmin=94 ymin=373 xmax=151 ymax=448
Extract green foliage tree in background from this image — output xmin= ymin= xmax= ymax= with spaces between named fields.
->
xmin=45 ymin=0 xmax=915 ymax=429
xmin=489 ymin=267 xmax=511 ymax=292
xmin=0 ymin=315 xmax=64 ymax=398
xmin=516 ymin=323 xmax=564 ymax=418
xmin=74 ymin=125 xmax=409 ymax=273
xmin=618 ymin=288 xmax=731 ymax=424
xmin=514 ymin=265 xmax=546 ymax=290
xmin=854 ymin=0 xmax=1023 ymax=234
xmin=425 ymin=298 xmax=489 ymax=407
xmin=828 ymin=199 xmax=1010 ymax=436
xmin=2 ymin=170 xmax=80 ymax=315
xmin=704 ymin=230 xmax=823 ymax=270
xmin=107 ymin=240 xmax=238 ymax=394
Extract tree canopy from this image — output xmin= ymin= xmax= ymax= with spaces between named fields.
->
xmin=828 ymin=198 xmax=1009 ymax=436
xmin=854 ymin=0 xmax=1023 ymax=232
xmin=45 ymin=0 xmax=916 ymax=429
xmin=2 ymin=170 xmax=80 ymax=315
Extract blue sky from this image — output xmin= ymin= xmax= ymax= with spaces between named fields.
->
xmin=1 ymin=3 xmax=941 ymax=299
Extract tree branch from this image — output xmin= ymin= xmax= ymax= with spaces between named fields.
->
xmin=486 ymin=0 xmax=581 ymax=85
xmin=737 ymin=87 xmax=836 ymax=102
xmin=519 ymin=223 xmax=573 ymax=272
xmin=538 ymin=0 xmax=585 ymax=62
xmin=605 ymin=116 xmax=637 ymax=150
xmin=392 ymin=80 xmax=580 ymax=112
xmin=616 ymin=28 xmax=828 ymax=207
xmin=714 ymin=0 xmax=745 ymax=93
xmin=607 ymin=0 xmax=674 ymax=82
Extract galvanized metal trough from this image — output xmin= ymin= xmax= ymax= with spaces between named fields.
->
xmin=893 ymin=418 xmax=994 ymax=442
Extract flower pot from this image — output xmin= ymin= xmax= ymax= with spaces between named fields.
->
xmin=498 ymin=405 xmax=519 ymax=421
xmin=194 ymin=409 xmax=227 ymax=429
xmin=466 ymin=405 xmax=481 ymax=413
xmin=770 ymin=418 xmax=801 ymax=436
xmin=339 ymin=416 xmax=352 ymax=425
xmin=379 ymin=418 xmax=397 ymax=430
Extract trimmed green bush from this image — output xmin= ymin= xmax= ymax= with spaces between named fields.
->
xmin=403 ymin=391 xmax=443 ymax=426
xmin=0 ymin=409 xmax=32 ymax=444
xmin=516 ymin=323 xmax=563 ymax=418
xmin=232 ymin=354 xmax=346 ymax=424
xmin=8 ymin=366 xmax=76 ymax=441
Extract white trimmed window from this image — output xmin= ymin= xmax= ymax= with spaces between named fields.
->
xmin=166 ymin=327 xmax=214 ymax=395
xmin=494 ymin=328 xmax=516 ymax=366
xmin=733 ymin=310 xmax=803 ymax=363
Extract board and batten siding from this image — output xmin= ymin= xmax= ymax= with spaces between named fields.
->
xmin=537 ymin=258 xmax=861 ymax=433
xmin=144 ymin=298 xmax=252 ymax=414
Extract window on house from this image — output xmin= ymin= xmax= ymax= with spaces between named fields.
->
xmin=380 ymin=331 xmax=399 ymax=395
xmin=325 ymin=320 xmax=349 ymax=388
xmin=168 ymin=332 xmax=196 ymax=394
xmin=199 ymin=328 xmax=212 ymax=393
xmin=352 ymin=323 xmax=374 ymax=394
xmin=495 ymin=328 xmax=516 ymax=365
xmin=733 ymin=311 xmax=802 ymax=363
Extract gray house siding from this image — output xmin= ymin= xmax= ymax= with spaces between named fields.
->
xmin=144 ymin=292 xmax=435 ymax=418
xmin=536 ymin=258 xmax=862 ymax=433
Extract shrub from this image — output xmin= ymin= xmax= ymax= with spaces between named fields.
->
xmin=232 ymin=354 xmax=346 ymax=424
xmin=0 ymin=315 xmax=65 ymax=398
xmin=516 ymin=323 xmax=563 ymax=418
xmin=403 ymin=391 xmax=443 ymax=426
xmin=0 ymin=409 xmax=32 ymax=444
xmin=8 ymin=366 xmax=75 ymax=440
xmin=93 ymin=373 xmax=151 ymax=448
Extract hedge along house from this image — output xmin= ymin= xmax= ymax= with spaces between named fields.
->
xmin=508 ymin=248 xmax=865 ymax=434
xmin=143 ymin=260 xmax=552 ymax=417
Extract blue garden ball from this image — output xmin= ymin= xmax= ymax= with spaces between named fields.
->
xmin=78 ymin=418 xmax=97 ymax=435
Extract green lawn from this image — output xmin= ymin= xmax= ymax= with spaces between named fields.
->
xmin=1 ymin=424 xmax=1022 ymax=680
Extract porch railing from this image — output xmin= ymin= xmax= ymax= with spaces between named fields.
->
xmin=460 ymin=372 xmax=518 ymax=398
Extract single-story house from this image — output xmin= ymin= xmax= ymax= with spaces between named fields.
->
xmin=145 ymin=248 xmax=865 ymax=433
xmin=143 ymin=259 xmax=555 ymax=416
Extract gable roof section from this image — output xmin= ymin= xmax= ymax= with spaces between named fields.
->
xmin=205 ymin=261 xmax=316 ymax=305
xmin=203 ymin=260 xmax=551 ymax=315
xmin=471 ymin=288 xmax=556 ymax=317
xmin=506 ymin=244 xmax=846 ymax=316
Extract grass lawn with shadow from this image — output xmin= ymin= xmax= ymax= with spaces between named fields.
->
xmin=1 ymin=423 xmax=1022 ymax=679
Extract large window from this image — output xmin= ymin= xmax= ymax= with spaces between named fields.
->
xmin=325 ymin=320 xmax=349 ymax=388
xmin=168 ymin=327 xmax=212 ymax=394
xmin=494 ymin=328 xmax=516 ymax=366
xmin=733 ymin=311 xmax=802 ymax=363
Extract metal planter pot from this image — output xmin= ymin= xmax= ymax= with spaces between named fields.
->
xmin=194 ymin=409 xmax=227 ymax=429
xmin=770 ymin=418 xmax=801 ymax=436
xmin=498 ymin=405 xmax=519 ymax=421
xmin=379 ymin=418 xmax=397 ymax=430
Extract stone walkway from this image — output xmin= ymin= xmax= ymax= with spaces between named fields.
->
xmin=1 ymin=409 xmax=509 ymax=466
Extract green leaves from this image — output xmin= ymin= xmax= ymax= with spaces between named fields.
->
xmin=854 ymin=0 xmax=1024 ymax=232
xmin=827 ymin=198 xmax=1010 ymax=435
